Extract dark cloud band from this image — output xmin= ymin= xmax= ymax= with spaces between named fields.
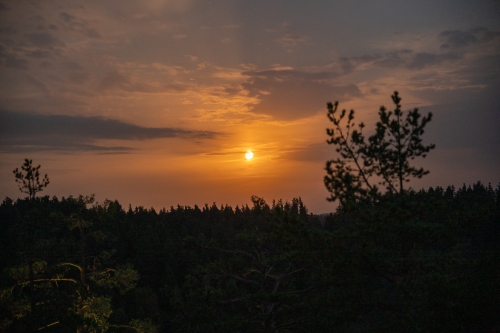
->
xmin=0 ymin=110 xmax=220 ymax=152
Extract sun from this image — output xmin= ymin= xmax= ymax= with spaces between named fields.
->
xmin=245 ymin=150 xmax=254 ymax=160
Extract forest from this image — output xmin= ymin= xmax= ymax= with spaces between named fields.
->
xmin=1 ymin=94 xmax=499 ymax=332
xmin=1 ymin=184 xmax=499 ymax=332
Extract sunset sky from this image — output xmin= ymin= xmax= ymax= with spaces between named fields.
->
xmin=1 ymin=0 xmax=499 ymax=213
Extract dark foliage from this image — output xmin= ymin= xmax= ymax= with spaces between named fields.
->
xmin=1 ymin=184 xmax=498 ymax=332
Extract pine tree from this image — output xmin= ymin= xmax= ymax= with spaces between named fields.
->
xmin=325 ymin=91 xmax=435 ymax=206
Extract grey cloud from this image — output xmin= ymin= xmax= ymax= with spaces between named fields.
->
xmin=278 ymin=34 xmax=308 ymax=48
xmin=456 ymin=53 xmax=500 ymax=87
xmin=0 ymin=110 xmax=220 ymax=153
xmin=338 ymin=57 xmax=355 ymax=74
xmin=223 ymin=84 xmax=242 ymax=96
xmin=98 ymin=70 xmax=189 ymax=93
xmin=439 ymin=30 xmax=477 ymax=49
xmin=418 ymin=95 xmax=500 ymax=155
xmin=406 ymin=52 xmax=461 ymax=70
xmin=60 ymin=12 xmax=75 ymax=23
xmin=85 ymin=28 xmax=100 ymax=38
xmin=339 ymin=50 xmax=414 ymax=74
xmin=24 ymin=49 xmax=52 ymax=58
xmin=25 ymin=75 xmax=51 ymax=95
xmin=68 ymin=72 xmax=90 ymax=84
xmin=339 ymin=49 xmax=461 ymax=72
xmin=242 ymin=69 xmax=339 ymax=83
xmin=26 ymin=32 xmax=65 ymax=49
xmin=30 ymin=15 xmax=45 ymax=22
xmin=98 ymin=71 xmax=131 ymax=90
xmin=439 ymin=28 xmax=500 ymax=49
xmin=1 ymin=54 xmax=29 ymax=69
xmin=40 ymin=61 xmax=54 ymax=69
xmin=0 ymin=44 xmax=29 ymax=69
xmin=64 ymin=61 xmax=84 ymax=70
xmin=285 ymin=142 xmax=336 ymax=162
xmin=0 ymin=140 xmax=135 ymax=154
xmin=375 ymin=49 xmax=413 ymax=68
xmin=339 ymin=54 xmax=382 ymax=74
xmin=59 ymin=11 xmax=101 ymax=39
xmin=241 ymin=69 xmax=359 ymax=120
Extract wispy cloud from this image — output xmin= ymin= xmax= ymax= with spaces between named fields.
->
xmin=277 ymin=34 xmax=307 ymax=51
xmin=239 ymin=69 xmax=358 ymax=120
xmin=97 ymin=70 xmax=190 ymax=94
xmin=58 ymin=12 xmax=101 ymax=39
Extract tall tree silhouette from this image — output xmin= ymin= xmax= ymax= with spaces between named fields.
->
xmin=324 ymin=91 xmax=435 ymax=206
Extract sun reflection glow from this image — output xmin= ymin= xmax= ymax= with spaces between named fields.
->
xmin=245 ymin=150 xmax=254 ymax=160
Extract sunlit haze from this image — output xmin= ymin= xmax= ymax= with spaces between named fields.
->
xmin=1 ymin=0 xmax=499 ymax=213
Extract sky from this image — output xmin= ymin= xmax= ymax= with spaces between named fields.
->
xmin=0 ymin=0 xmax=499 ymax=213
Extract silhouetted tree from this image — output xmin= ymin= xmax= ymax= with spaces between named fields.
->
xmin=8 ymin=159 xmax=50 ymax=327
xmin=325 ymin=91 xmax=435 ymax=206
xmin=13 ymin=159 xmax=50 ymax=200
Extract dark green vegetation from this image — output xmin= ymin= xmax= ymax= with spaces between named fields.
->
xmin=1 ymin=185 xmax=499 ymax=332
xmin=1 ymin=93 xmax=498 ymax=332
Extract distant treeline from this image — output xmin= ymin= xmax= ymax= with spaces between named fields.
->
xmin=0 ymin=182 xmax=499 ymax=332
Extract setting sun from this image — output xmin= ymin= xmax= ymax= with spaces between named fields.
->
xmin=245 ymin=150 xmax=254 ymax=160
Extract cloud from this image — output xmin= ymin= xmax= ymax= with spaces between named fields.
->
xmin=0 ymin=2 xmax=10 ymax=11
xmin=67 ymin=72 xmax=90 ymax=84
xmin=185 ymin=54 xmax=198 ymax=61
xmin=26 ymin=32 xmax=65 ymax=49
xmin=24 ymin=49 xmax=52 ymax=58
xmin=25 ymin=75 xmax=51 ymax=95
xmin=285 ymin=142 xmax=336 ymax=162
xmin=374 ymin=49 xmax=413 ymax=68
xmin=98 ymin=71 xmax=131 ymax=90
xmin=339 ymin=49 xmax=461 ymax=72
xmin=59 ymin=11 xmax=101 ymax=39
xmin=0 ymin=110 xmax=221 ymax=153
xmin=439 ymin=28 xmax=500 ymax=49
xmin=336 ymin=28 xmax=499 ymax=73
xmin=277 ymin=34 xmax=307 ymax=50
xmin=240 ymin=69 xmax=359 ymax=120
xmin=417 ymin=95 xmax=500 ymax=154
xmin=339 ymin=54 xmax=382 ymax=74
xmin=406 ymin=52 xmax=461 ymax=70
xmin=64 ymin=61 xmax=85 ymax=70
xmin=97 ymin=70 xmax=190 ymax=94
xmin=0 ymin=45 xmax=29 ymax=69
xmin=242 ymin=69 xmax=339 ymax=81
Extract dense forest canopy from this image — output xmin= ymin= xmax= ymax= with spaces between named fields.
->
xmin=1 ymin=183 xmax=499 ymax=332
